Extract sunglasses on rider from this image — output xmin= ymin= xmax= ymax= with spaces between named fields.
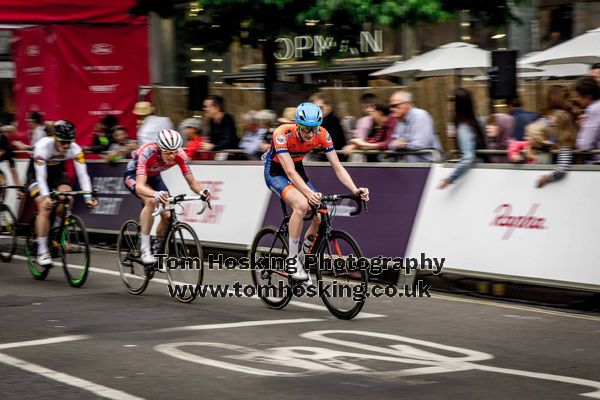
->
xmin=297 ymin=124 xmax=320 ymax=134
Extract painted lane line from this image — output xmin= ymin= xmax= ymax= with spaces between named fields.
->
xmin=0 ymin=353 xmax=146 ymax=400
xmin=0 ymin=335 xmax=145 ymax=400
xmin=12 ymin=255 xmax=386 ymax=318
xmin=159 ymin=318 xmax=324 ymax=332
xmin=0 ymin=335 xmax=90 ymax=350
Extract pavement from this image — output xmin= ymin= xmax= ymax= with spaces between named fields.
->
xmin=1 ymin=247 xmax=599 ymax=400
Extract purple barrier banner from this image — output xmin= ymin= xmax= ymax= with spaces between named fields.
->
xmin=72 ymin=162 xmax=140 ymax=231
xmin=262 ymin=165 xmax=430 ymax=258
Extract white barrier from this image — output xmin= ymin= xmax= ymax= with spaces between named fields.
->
xmin=406 ymin=164 xmax=600 ymax=291
xmin=152 ymin=164 xmax=271 ymax=248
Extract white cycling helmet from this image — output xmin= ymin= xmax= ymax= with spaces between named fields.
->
xmin=156 ymin=129 xmax=183 ymax=151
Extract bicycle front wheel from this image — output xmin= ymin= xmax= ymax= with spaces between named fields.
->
xmin=117 ymin=219 xmax=149 ymax=295
xmin=250 ymin=226 xmax=292 ymax=310
xmin=165 ymin=222 xmax=203 ymax=303
xmin=0 ymin=204 xmax=17 ymax=262
xmin=60 ymin=215 xmax=90 ymax=288
xmin=314 ymin=230 xmax=367 ymax=320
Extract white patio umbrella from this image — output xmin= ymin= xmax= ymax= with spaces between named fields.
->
xmin=517 ymin=52 xmax=589 ymax=79
xmin=523 ymin=27 xmax=600 ymax=66
xmin=371 ymin=42 xmax=490 ymax=77
xmin=371 ymin=42 xmax=537 ymax=78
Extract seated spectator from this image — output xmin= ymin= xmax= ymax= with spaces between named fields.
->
xmin=574 ymin=76 xmax=600 ymax=163
xmin=85 ymin=115 xmax=117 ymax=154
xmin=239 ymin=110 xmax=273 ymax=160
xmin=310 ymin=92 xmax=347 ymax=154
xmin=507 ymin=97 xmax=539 ymax=141
xmin=508 ymin=122 xmax=553 ymax=164
xmin=180 ymin=118 xmax=207 ymax=160
xmin=27 ymin=111 xmax=46 ymax=146
xmin=388 ymin=90 xmax=438 ymax=162
xmin=134 ymin=101 xmax=174 ymax=145
xmin=485 ymin=114 xmax=513 ymax=163
xmin=202 ymin=95 xmax=239 ymax=156
xmin=537 ymin=110 xmax=576 ymax=187
xmin=106 ymin=126 xmax=137 ymax=163
xmin=439 ymin=88 xmax=486 ymax=189
xmin=354 ymin=93 xmax=377 ymax=140
xmin=343 ymin=103 xmax=394 ymax=162
xmin=277 ymin=107 xmax=296 ymax=126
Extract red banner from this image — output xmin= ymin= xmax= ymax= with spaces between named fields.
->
xmin=0 ymin=0 xmax=145 ymax=24
xmin=13 ymin=25 xmax=149 ymax=145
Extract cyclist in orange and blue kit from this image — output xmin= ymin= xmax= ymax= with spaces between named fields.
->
xmin=264 ymin=102 xmax=369 ymax=281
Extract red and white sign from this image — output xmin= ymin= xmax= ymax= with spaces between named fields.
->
xmin=407 ymin=164 xmax=600 ymax=290
xmin=153 ymin=164 xmax=272 ymax=247
xmin=13 ymin=25 xmax=149 ymax=145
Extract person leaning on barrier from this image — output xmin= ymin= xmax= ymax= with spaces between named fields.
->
xmin=180 ymin=117 xmax=208 ymax=161
xmin=202 ymin=95 xmax=239 ymax=154
xmin=574 ymin=76 xmax=600 ymax=163
xmin=507 ymin=123 xmax=553 ymax=165
xmin=537 ymin=110 xmax=576 ymax=188
xmin=239 ymin=110 xmax=273 ymax=160
xmin=353 ymin=93 xmax=378 ymax=140
xmin=106 ymin=126 xmax=137 ymax=163
xmin=484 ymin=114 xmax=513 ymax=163
xmin=342 ymin=103 xmax=395 ymax=162
xmin=439 ymin=88 xmax=486 ymax=189
xmin=134 ymin=101 xmax=174 ymax=146
xmin=387 ymin=90 xmax=439 ymax=163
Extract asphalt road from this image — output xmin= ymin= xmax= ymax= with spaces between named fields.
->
xmin=1 ymin=247 xmax=599 ymax=400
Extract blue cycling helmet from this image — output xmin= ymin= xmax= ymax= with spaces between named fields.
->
xmin=294 ymin=102 xmax=323 ymax=127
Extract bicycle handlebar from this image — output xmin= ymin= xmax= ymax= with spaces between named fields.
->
xmin=49 ymin=189 xmax=98 ymax=199
xmin=318 ymin=194 xmax=367 ymax=217
xmin=152 ymin=192 xmax=211 ymax=217
xmin=0 ymin=185 xmax=26 ymax=191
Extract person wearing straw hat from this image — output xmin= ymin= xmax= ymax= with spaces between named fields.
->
xmin=133 ymin=101 xmax=174 ymax=146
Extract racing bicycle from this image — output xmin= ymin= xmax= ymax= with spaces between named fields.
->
xmin=117 ymin=192 xmax=210 ymax=303
xmin=250 ymin=194 xmax=368 ymax=320
xmin=25 ymin=189 xmax=96 ymax=287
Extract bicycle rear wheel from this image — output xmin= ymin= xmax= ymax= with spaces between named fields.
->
xmin=60 ymin=215 xmax=90 ymax=288
xmin=164 ymin=222 xmax=203 ymax=303
xmin=24 ymin=214 xmax=50 ymax=280
xmin=250 ymin=226 xmax=292 ymax=309
xmin=117 ymin=219 xmax=150 ymax=295
xmin=0 ymin=204 xmax=17 ymax=262
xmin=314 ymin=230 xmax=367 ymax=320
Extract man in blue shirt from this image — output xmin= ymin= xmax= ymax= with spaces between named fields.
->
xmin=388 ymin=90 xmax=439 ymax=162
xmin=507 ymin=97 xmax=538 ymax=141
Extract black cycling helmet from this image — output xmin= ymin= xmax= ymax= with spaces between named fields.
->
xmin=54 ymin=120 xmax=76 ymax=142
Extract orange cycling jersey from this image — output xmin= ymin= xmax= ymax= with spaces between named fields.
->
xmin=268 ymin=124 xmax=335 ymax=164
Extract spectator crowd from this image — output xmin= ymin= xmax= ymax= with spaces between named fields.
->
xmin=0 ymin=64 xmax=599 ymax=189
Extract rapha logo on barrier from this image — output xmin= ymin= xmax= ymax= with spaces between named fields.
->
xmin=490 ymin=203 xmax=546 ymax=240
xmin=91 ymin=43 xmax=113 ymax=55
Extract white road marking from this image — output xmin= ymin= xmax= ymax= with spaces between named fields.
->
xmin=12 ymin=255 xmax=386 ymax=318
xmin=159 ymin=318 xmax=324 ymax=332
xmin=0 ymin=335 xmax=145 ymax=400
xmin=0 ymin=335 xmax=90 ymax=350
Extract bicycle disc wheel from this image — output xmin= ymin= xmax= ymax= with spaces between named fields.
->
xmin=24 ymin=215 xmax=49 ymax=281
xmin=0 ymin=204 xmax=17 ymax=262
xmin=164 ymin=222 xmax=203 ymax=303
xmin=60 ymin=215 xmax=90 ymax=288
xmin=250 ymin=226 xmax=292 ymax=309
xmin=117 ymin=219 xmax=149 ymax=295
xmin=314 ymin=230 xmax=367 ymax=320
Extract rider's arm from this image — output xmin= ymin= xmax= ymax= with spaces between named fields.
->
xmin=32 ymin=148 xmax=50 ymax=197
xmin=184 ymin=173 xmax=202 ymax=194
xmin=70 ymin=144 xmax=93 ymax=200
xmin=134 ymin=174 xmax=158 ymax=198
xmin=279 ymin=152 xmax=315 ymax=196
xmin=325 ymin=150 xmax=359 ymax=193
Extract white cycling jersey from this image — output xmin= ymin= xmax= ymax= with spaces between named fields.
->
xmin=32 ymin=136 xmax=92 ymax=197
